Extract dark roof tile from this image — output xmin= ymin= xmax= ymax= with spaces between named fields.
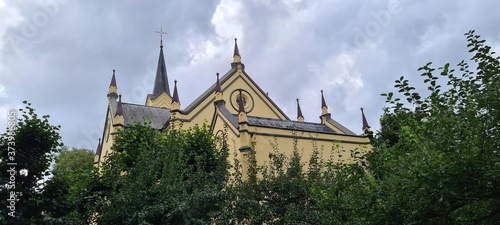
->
xmin=247 ymin=116 xmax=336 ymax=134
xmin=121 ymin=103 xmax=170 ymax=129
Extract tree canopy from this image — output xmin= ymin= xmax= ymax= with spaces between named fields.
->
xmin=0 ymin=102 xmax=63 ymax=224
xmin=93 ymin=123 xmax=230 ymax=224
xmin=2 ymin=30 xmax=498 ymax=225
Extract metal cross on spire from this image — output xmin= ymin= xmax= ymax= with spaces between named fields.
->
xmin=156 ymin=26 xmax=167 ymax=48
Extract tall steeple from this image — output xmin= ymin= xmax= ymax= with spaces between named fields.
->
xmin=233 ymin=38 xmax=241 ymax=63
xmin=151 ymin=27 xmax=170 ymax=98
xmin=297 ymin=98 xmax=304 ymax=122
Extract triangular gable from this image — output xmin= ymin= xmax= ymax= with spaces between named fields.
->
xmin=182 ymin=63 xmax=290 ymax=121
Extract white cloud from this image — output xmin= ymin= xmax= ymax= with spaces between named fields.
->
xmin=305 ymin=50 xmax=364 ymax=114
xmin=211 ymin=0 xmax=244 ymax=39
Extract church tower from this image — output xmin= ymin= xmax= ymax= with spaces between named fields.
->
xmin=146 ymin=28 xmax=172 ymax=108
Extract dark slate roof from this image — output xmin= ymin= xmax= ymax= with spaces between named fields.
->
xmin=246 ymin=116 xmax=337 ymax=134
xmin=326 ymin=117 xmax=357 ymax=135
xmin=215 ymin=100 xmax=359 ymax=136
xmin=150 ymin=47 xmax=170 ymax=99
xmin=121 ymin=103 xmax=170 ymax=129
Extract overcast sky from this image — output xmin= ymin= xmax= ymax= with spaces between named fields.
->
xmin=1 ymin=0 xmax=499 ymax=151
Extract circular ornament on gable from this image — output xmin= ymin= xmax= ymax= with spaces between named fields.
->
xmin=229 ymin=89 xmax=254 ymax=113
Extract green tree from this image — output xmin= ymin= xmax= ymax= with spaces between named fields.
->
xmin=94 ymin=123 xmax=230 ymax=225
xmin=41 ymin=147 xmax=95 ymax=224
xmin=221 ymin=140 xmax=322 ymax=224
xmin=0 ymin=101 xmax=63 ymax=224
xmin=367 ymin=30 xmax=500 ymax=224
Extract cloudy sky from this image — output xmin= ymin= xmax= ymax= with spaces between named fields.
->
xmin=1 ymin=0 xmax=499 ymax=151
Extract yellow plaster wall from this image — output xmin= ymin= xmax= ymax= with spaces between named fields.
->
xmin=95 ymin=108 xmax=116 ymax=167
xmin=146 ymin=92 xmax=172 ymax=108
xmin=249 ymin=127 xmax=371 ymax=169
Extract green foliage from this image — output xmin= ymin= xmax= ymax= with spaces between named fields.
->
xmin=42 ymin=147 xmax=95 ymax=224
xmin=84 ymin=30 xmax=498 ymax=224
xmin=95 ymin=123 xmax=230 ymax=225
xmin=0 ymin=101 xmax=63 ymax=224
xmin=369 ymin=30 xmax=500 ymax=224
xmin=217 ymin=30 xmax=500 ymax=224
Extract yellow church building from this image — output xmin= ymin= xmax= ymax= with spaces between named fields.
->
xmin=93 ymin=38 xmax=371 ymax=173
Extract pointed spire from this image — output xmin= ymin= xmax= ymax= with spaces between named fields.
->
xmin=151 ymin=39 xmax=170 ymax=98
xmin=172 ymin=80 xmax=180 ymax=103
xmin=110 ymin=69 xmax=117 ymax=87
xmin=108 ymin=69 xmax=118 ymax=100
xmin=321 ymin=90 xmax=327 ymax=108
xmin=215 ymin=72 xmax=222 ymax=93
xmin=233 ymin=38 xmax=241 ymax=63
xmin=115 ymin=94 xmax=123 ymax=116
xmin=320 ymin=90 xmax=329 ymax=116
xmin=297 ymin=98 xmax=304 ymax=122
xmin=237 ymin=89 xmax=245 ymax=113
xmin=361 ymin=107 xmax=370 ymax=130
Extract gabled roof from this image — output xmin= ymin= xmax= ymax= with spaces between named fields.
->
xmin=121 ymin=102 xmax=170 ymax=129
xmin=182 ymin=66 xmax=290 ymax=120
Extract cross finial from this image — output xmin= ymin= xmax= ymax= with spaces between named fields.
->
xmin=156 ymin=26 xmax=167 ymax=48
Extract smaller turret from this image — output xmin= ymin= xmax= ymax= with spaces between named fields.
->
xmin=360 ymin=107 xmax=371 ymax=134
xmin=215 ymin=72 xmax=223 ymax=101
xmin=297 ymin=98 xmax=304 ymax=122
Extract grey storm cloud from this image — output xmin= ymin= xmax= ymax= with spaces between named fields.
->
xmin=0 ymin=0 xmax=499 ymax=150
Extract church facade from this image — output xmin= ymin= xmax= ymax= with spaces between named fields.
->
xmin=93 ymin=39 xmax=371 ymax=173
